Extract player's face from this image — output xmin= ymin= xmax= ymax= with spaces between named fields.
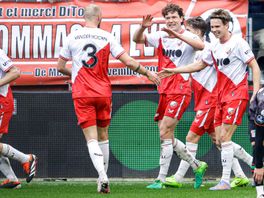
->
xmin=164 ymin=11 xmax=183 ymax=32
xmin=210 ymin=18 xmax=229 ymax=39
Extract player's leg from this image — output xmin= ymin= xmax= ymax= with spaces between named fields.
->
xmin=165 ymin=131 xmax=201 ymax=188
xmin=254 ymin=125 xmax=264 ymax=198
xmin=0 ymin=110 xmax=37 ymax=184
xmin=147 ymin=116 xmax=176 ymax=189
xmin=96 ymin=98 xmax=111 ymax=174
xmin=98 ymin=126 xmax=109 ymax=173
xmin=74 ymin=97 xmax=109 ymax=193
xmin=210 ymin=100 xmax=248 ymax=190
xmin=0 ymin=134 xmax=21 ymax=189
xmin=230 ymin=158 xmax=250 ymax=188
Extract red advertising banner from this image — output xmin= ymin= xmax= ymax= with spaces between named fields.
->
xmin=0 ymin=0 xmax=248 ymax=86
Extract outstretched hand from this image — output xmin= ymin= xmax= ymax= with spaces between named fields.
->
xmin=157 ymin=68 xmax=176 ymax=79
xmin=161 ymin=27 xmax=179 ymax=38
xmin=142 ymin=15 xmax=153 ymax=28
xmin=146 ymin=71 xmax=160 ymax=86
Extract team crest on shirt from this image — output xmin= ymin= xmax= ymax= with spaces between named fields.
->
xmin=227 ymin=108 xmax=235 ymax=115
xmin=170 ymin=101 xmax=177 ymax=107
xmin=196 ymin=110 xmax=203 ymax=117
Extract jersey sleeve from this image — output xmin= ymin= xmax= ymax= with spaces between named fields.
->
xmin=59 ymin=34 xmax=72 ymax=61
xmin=202 ymin=43 xmax=213 ymax=65
xmin=109 ymin=35 xmax=125 ymax=59
xmin=145 ymin=31 xmax=166 ymax=48
xmin=236 ymin=38 xmax=255 ymax=64
xmin=0 ymin=50 xmax=13 ymax=72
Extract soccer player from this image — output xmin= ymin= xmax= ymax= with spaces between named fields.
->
xmin=249 ymin=87 xmax=264 ymax=198
xmin=57 ymin=4 xmax=160 ymax=194
xmin=133 ymin=3 xmax=208 ymax=189
xmin=164 ymin=16 xmax=250 ymax=189
xmin=0 ymin=49 xmax=37 ymax=189
xmin=158 ymin=9 xmax=260 ymax=190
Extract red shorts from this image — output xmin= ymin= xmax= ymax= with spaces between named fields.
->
xmin=190 ymin=108 xmax=215 ymax=136
xmin=154 ymin=94 xmax=191 ymax=122
xmin=73 ymin=97 xmax=112 ymax=129
xmin=0 ymin=89 xmax=14 ymax=134
xmin=214 ymin=99 xmax=248 ymax=127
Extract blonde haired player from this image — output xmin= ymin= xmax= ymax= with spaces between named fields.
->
xmin=57 ymin=4 xmax=160 ymax=194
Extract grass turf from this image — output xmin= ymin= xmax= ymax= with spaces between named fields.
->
xmin=0 ymin=181 xmax=256 ymax=198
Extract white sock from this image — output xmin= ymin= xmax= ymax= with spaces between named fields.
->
xmin=0 ymin=156 xmax=18 ymax=181
xmin=1 ymin=144 xmax=29 ymax=163
xmin=157 ymin=139 xmax=173 ymax=182
xmin=232 ymin=142 xmax=253 ymax=167
xmin=87 ymin=139 xmax=108 ymax=181
xmin=232 ymin=157 xmax=246 ymax=178
xmin=173 ymin=139 xmax=200 ymax=170
xmin=174 ymin=142 xmax=198 ymax=182
xmin=256 ymin=185 xmax=264 ymax=197
xmin=221 ymin=141 xmax=233 ymax=183
xmin=98 ymin=140 xmax=109 ymax=173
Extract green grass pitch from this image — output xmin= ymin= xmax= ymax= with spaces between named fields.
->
xmin=0 ymin=181 xmax=256 ymax=198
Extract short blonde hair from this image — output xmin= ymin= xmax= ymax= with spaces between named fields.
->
xmin=84 ymin=4 xmax=101 ymax=21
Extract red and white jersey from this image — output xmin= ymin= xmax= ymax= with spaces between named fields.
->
xmin=145 ymin=30 xmax=198 ymax=95
xmin=0 ymin=49 xmax=13 ymax=97
xmin=191 ymin=45 xmax=217 ymax=111
xmin=202 ymin=35 xmax=254 ymax=103
xmin=60 ymin=27 xmax=125 ymax=98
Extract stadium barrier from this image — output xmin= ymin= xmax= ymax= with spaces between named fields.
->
xmin=1 ymin=91 xmax=252 ymax=179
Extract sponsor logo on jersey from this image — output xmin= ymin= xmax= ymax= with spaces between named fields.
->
xmin=162 ymin=48 xmax=182 ymax=58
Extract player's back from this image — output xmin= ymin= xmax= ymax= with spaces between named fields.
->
xmin=65 ymin=27 xmax=123 ymax=98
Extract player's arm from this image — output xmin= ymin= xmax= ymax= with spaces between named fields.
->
xmin=118 ymin=52 xmax=160 ymax=86
xmin=248 ymin=58 xmax=261 ymax=102
xmin=133 ymin=15 xmax=153 ymax=44
xmin=57 ymin=58 xmax=72 ymax=77
xmin=0 ymin=66 xmax=20 ymax=87
xmin=162 ymin=27 xmax=204 ymax=50
xmin=158 ymin=60 xmax=207 ymax=79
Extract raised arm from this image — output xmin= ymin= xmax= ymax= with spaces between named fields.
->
xmin=158 ymin=60 xmax=207 ymax=79
xmin=0 ymin=66 xmax=20 ymax=87
xmin=162 ymin=27 xmax=204 ymax=50
xmin=133 ymin=15 xmax=153 ymax=44
xmin=118 ymin=52 xmax=160 ymax=86
xmin=248 ymin=58 xmax=261 ymax=102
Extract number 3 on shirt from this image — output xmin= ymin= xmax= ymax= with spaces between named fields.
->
xmin=82 ymin=44 xmax=98 ymax=68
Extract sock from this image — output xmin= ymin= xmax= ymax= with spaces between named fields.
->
xmin=232 ymin=157 xmax=246 ymax=178
xmin=173 ymin=138 xmax=200 ymax=170
xmin=157 ymin=139 xmax=173 ymax=182
xmin=221 ymin=141 xmax=233 ymax=183
xmin=174 ymin=142 xmax=198 ymax=182
xmin=1 ymin=144 xmax=29 ymax=163
xmin=256 ymin=185 xmax=264 ymax=197
xmin=0 ymin=156 xmax=18 ymax=181
xmin=98 ymin=140 xmax=109 ymax=173
xmin=87 ymin=139 xmax=108 ymax=181
xmin=232 ymin=142 xmax=253 ymax=167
